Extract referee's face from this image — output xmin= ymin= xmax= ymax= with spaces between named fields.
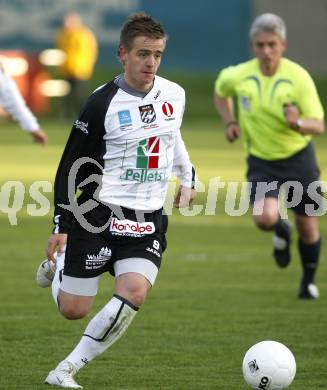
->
xmin=120 ymin=35 xmax=166 ymax=93
xmin=252 ymin=31 xmax=286 ymax=76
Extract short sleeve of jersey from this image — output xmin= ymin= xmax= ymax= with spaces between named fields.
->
xmin=214 ymin=66 xmax=238 ymax=97
xmin=297 ymin=68 xmax=324 ymax=120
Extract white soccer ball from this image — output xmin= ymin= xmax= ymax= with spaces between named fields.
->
xmin=242 ymin=341 xmax=296 ymax=389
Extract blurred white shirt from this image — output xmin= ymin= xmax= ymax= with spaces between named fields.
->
xmin=0 ymin=66 xmax=39 ymax=132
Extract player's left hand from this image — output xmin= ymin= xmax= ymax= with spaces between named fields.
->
xmin=174 ymin=185 xmax=197 ymax=208
xmin=283 ymin=103 xmax=300 ymax=129
xmin=31 ymin=128 xmax=48 ymax=145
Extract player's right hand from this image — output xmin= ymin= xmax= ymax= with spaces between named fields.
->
xmin=47 ymin=233 xmax=68 ymax=262
xmin=174 ymin=185 xmax=197 ymax=208
xmin=225 ymin=122 xmax=240 ymax=142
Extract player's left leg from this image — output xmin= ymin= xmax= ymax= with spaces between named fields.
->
xmin=295 ymin=214 xmax=321 ymax=299
xmin=48 ymin=259 xmax=157 ymax=388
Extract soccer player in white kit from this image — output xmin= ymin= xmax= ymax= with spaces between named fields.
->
xmin=0 ymin=65 xmax=47 ymax=144
xmin=37 ymin=13 xmax=196 ymax=388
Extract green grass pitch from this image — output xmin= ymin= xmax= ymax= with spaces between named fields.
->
xmin=0 ymin=114 xmax=326 ymax=389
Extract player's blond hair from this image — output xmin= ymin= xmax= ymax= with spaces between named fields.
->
xmin=250 ymin=13 xmax=286 ymax=41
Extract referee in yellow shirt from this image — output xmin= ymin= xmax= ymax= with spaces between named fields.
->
xmin=214 ymin=13 xmax=325 ymax=299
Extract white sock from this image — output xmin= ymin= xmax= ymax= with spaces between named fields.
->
xmin=65 ymin=295 xmax=138 ymax=370
xmin=51 ymin=251 xmax=65 ymax=306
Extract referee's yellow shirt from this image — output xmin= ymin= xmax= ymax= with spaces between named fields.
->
xmin=215 ymin=58 xmax=324 ymax=160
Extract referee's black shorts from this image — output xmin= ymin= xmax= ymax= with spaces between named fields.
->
xmin=246 ymin=142 xmax=323 ymax=215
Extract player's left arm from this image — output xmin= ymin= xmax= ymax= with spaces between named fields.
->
xmin=172 ymin=129 xmax=197 ymax=208
xmin=284 ymin=71 xmax=325 ymax=135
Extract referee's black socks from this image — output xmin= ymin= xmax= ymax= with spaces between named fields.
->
xmin=274 ymin=218 xmax=291 ymax=239
xmin=298 ymin=237 xmax=322 ymax=285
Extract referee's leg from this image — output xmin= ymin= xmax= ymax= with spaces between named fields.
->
xmin=253 ymin=197 xmax=292 ymax=268
xmin=295 ymin=214 xmax=321 ymax=299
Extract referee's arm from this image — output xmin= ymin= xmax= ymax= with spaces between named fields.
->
xmin=283 ymin=103 xmax=325 ymax=135
xmin=213 ymin=92 xmax=240 ymax=142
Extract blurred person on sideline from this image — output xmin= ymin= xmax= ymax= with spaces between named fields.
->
xmin=213 ymin=13 xmax=324 ymax=299
xmin=56 ymin=11 xmax=98 ymax=117
xmin=36 ymin=12 xmax=196 ymax=388
xmin=0 ymin=64 xmax=47 ymax=145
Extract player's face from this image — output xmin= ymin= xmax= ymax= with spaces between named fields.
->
xmin=120 ymin=35 xmax=166 ymax=92
xmin=252 ymin=32 xmax=286 ymax=76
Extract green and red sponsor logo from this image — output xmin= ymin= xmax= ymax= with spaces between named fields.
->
xmin=120 ymin=137 xmax=165 ymax=182
xmin=137 ymin=136 xmax=159 ymax=168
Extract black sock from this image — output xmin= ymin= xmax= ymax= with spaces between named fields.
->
xmin=298 ymin=238 xmax=322 ymax=285
xmin=274 ymin=218 xmax=290 ymax=239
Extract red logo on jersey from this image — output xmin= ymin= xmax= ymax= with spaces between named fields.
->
xmin=162 ymin=102 xmax=174 ymax=117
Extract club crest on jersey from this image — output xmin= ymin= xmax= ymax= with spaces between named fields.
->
xmin=139 ymin=104 xmax=156 ymax=124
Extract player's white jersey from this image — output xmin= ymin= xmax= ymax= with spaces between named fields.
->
xmin=54 ymin=75 xmax=195 ymax=232
xmin=0 ymin=66 xmax=39 ymax=132
xmin=100 ymin=76 xmax=189 ymax=210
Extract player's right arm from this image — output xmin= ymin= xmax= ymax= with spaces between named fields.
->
xmin=50 ymin=85 xmax=108 ymax=255
xmin=48 ymin=109 xmax=94 ymax=259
